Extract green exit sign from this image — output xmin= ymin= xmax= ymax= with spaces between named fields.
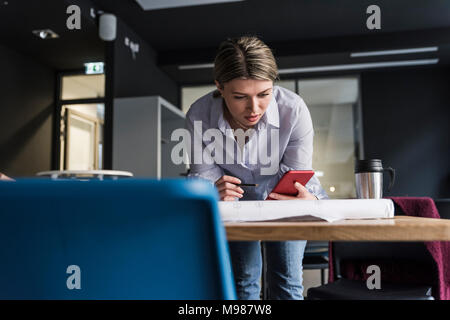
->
xmin=84 ymin=62 xmax=104 ymax=74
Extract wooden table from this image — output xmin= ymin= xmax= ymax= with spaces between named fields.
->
xmin=225 ymin=216 xmax=450 ymax=241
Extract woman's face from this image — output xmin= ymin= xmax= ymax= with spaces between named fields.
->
xmin=215 ymin=78 xmax=273 ymax=128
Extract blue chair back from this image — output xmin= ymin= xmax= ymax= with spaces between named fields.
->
xmin=0 ymin=178 xmax=236 ymax=299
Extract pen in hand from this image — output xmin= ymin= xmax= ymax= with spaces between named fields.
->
xmin=215 ymin=175 xmax=257 ymax=201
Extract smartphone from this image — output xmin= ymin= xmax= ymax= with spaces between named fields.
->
xmin=266 ymin=170 xmax=315 ymax=200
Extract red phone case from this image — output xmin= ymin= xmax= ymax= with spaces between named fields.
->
xmin=266 ymin=170 xmax=315 ymax=200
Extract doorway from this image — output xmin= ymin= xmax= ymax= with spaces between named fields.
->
xmin=55 ymin=72 xmax=105 ymax=170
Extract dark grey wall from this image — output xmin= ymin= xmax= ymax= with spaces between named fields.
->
xmin=0 ymin=44 xmax=54 ymax=177
xmin=103 ymin=17 xmax=180 ymax=168
xmin=112 ymin=18 xmax=179 ymax=106
xmin=361 ymin=66 xmax=450 ymax=198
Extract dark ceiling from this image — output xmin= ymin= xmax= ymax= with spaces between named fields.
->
xmin=1 ymin=0 xmax=450 ymax=80
xmin=0 ymin=0 xmax=104 ymax=70
xmin=90 ymin=0 xmax=450 ymax=83
xmin=93 ymin=0 xmax=450 ymax=84
xmin=92 ymin=0 xmax=450 ymax=53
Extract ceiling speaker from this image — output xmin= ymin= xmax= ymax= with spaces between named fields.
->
xmin=99 ymin=13 xmax=117 ymax=41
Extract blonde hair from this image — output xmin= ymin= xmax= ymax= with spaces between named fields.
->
xmin=213 ymin=36 xmax=279 ymax=97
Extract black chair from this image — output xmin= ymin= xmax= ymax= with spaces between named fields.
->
xmin=435 ymin=199 xmax=450 ymax=219
xmin=303 ymin=241 xmax=329 ymax=285
xmin=306 ymin=241 xmax=436 ymax=300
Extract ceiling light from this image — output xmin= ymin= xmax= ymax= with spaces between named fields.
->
xmin=351 ymin=46 xmax=438 ymax=58
xmin=178 ymin=63 xmax=214 ymax=70
xmin=278 ymin=59 xmax=439 ymax=74
xmin=32 ymin=29 xmax=59 ymax=39
xmin=135 ymin=0 xmax=244 ymax=11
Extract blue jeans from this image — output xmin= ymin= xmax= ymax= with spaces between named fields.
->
xmin=228 ymin=240 xmax=307 ymax=300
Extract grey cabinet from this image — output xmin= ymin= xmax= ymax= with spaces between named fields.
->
xmin=113 ymin=96 xmax=187 ymax=178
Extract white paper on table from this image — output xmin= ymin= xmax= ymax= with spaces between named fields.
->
xmin=218 ymin=199 xmax=395 ymax=223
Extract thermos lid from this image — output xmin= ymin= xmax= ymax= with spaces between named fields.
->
xmin=355 ymin=159 xmax=383 ymax=173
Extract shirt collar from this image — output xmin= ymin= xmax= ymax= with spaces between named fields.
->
xmin=213 ymin=98 xmax=229 ymax=134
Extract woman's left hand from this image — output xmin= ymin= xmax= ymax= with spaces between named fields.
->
xmin=269 ymin=182 xmax=317 ymax=200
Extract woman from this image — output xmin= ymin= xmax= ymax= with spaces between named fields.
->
xmin=186 ymin=36 xmax=328 ymax=300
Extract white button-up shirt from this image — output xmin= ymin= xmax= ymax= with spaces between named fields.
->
xmin=186 ymin=85 xmax=328 ymax=200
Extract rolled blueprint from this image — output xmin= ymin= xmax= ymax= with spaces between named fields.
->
xmin=218 ymin=199 xmax=395 ymax=223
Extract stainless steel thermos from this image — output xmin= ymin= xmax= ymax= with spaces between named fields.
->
xmin=355 ymin=159 xmax=395 ymax=199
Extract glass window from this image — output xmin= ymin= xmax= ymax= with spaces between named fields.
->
xmin=275 ymin=79 xmax=296 ymax=92
xmin=297 ymin=77 xmax=360 ymax=199
xmin=61 ymin=74 xmax=105 ymax=100
xmin=182 ymin=85 xmax=216 ymax=113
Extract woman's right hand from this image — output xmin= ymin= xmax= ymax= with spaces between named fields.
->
xmin=215 ymin=175 xmax=244 ymax=201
